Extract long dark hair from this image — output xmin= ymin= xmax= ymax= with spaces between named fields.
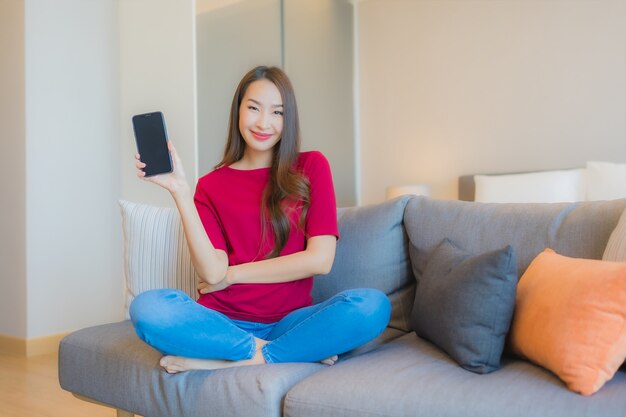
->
xmin=216 ymin=66 xmax=310 ymax=258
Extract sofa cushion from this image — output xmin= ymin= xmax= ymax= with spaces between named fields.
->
xmin=59 ymin=321 xmax=324 ymax=417
xmin=586 ymin=161 xmax=626 ymax=201
xmin=404 ymin=197 xmax=626 ymax=283
xmin=411 ymin=239 xmax=517 ymax=374
xmin=474 ymin=169 xmax=586 ymax=203
xmin=119 ymin=200 xmax=198 ymax=316
xmin=603 ymin=207 xmax=626 ymax=262
xmin=283 ymin=332 xmax=626 ymax=417
xmin=313 ymin=196 xmax=413 ymax=331
xmin=509 ymin=249 xmax=626 ymax=396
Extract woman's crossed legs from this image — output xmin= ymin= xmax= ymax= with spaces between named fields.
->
xmin=130 ymin=288 xmax=391 ymax=373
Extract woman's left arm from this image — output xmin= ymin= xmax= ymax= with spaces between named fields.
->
xmin=198 ymin=235 xmax=336 ymax=293
xmin=198 ymin=151 xmax=338 ymax=294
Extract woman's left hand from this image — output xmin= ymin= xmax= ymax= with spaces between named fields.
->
xmin=197 ymin=278 xmax=231 ymax=294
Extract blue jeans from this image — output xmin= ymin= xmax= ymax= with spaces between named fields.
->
xmin=129 ymin=288 xmax=391 ymax=363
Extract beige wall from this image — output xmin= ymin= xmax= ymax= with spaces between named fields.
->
xmin=24 ymin=0 xmax=123 ymax=338
xmin=119 ymin=0 xmax=198 ymax=208
xmin=0 ymin=0 xmax=27 ymax=338
xmin=358 ymin=0 xmax=626 ymax=203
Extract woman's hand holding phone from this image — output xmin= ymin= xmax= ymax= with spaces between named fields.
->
xmin=135 ymin=141 xmax=191 ymax=197
xmin=137 ymin=141 xmax=230 ymax=284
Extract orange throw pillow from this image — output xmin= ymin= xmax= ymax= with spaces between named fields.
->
xmin=509 ymin=248 xmax=626 ymax=396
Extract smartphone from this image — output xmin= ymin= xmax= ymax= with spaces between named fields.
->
xmin=132 ymin=111 xmax=173 ymax=177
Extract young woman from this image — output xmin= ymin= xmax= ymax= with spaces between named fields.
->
xmin=130 ymin=66 xmax=391 ymax=373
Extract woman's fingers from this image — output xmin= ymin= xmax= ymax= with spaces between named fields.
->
xmin=134 ymin=140 xmax=188 ymax=193
xmin=167 ymin=140 xmax=188 ymax=181
xmin=135 ymin=153 xmax=146 ymax=170
xmin=168 ymin=141 xmax=183 ymax=168
xmin=135 ymin=155 xmax=147 ymax=179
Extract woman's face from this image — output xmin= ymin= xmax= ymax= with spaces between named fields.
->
xmin=238 ymin=79 xmax=284 ymax=159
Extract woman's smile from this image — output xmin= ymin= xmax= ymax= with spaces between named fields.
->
xmin=250 ymin=130 xmax=274 ymax=141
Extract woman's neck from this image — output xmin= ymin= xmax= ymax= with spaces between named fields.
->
xmin=232 ymin=150 xmax=273 ymax=170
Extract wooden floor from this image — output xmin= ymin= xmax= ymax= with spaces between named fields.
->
xmin=0 ymin=352 xmax=117 ymax=417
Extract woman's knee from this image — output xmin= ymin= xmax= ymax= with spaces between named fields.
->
xmin=335 ymin=288 xmax=391 ymax=328
xmin=129 ymin=289 xmax=190 ymax=328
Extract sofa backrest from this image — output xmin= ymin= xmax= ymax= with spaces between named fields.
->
xmin=120 ymin=197 xmax=415 ymax=328
xmin=121 ymin=196 xmax=625 ymax=333
xmin=404 ymin=197 xmax=626 ymax=284
xmin=312 ymin=196 xmax=414 ymax=332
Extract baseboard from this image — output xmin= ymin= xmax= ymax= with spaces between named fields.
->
xmin=0 ymin=334 xmax=24 ymax=355
xmin=0 ymin=332 xmax=69 ymax=356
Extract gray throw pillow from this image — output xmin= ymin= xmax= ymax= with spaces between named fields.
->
xmin=411 ymin=238 xmax=518 ymax=374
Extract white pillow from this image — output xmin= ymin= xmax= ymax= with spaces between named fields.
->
xmin=119 ymin=200 xmax=198 ymax=317
xmin=586 ymin=161 xmax=626 ymax=201
xmin=474 ymin=169 xmax=586 ymax=203
xmin=603 ymin=207 xmax=626 ymax=262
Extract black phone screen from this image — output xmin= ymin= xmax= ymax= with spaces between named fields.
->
xmin=132 ymin=111 xmax=173 ymax=177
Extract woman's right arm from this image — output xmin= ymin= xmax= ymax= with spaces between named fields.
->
xmin=135 ymin=142 xmax=228 ymax=284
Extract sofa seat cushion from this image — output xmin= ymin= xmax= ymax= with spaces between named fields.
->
xmin=283 ymin=333 xmax=626 ymax=417
xmin=59 ymin=321 xmax=324 ymax=417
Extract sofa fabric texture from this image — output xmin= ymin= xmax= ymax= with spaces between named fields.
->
xmin=604 ymin=207 xmax=626 ymax=262
xmin=59 ymin=196 xmax=626 ymax=417
xmin=411 ymin=239 xmax=518 ymax=374
xmin=404 ymin=197 xmax=626 ymax=279
xmin=311 ymin=195 xmax=414 ymax=332
xmin=59 ymin=321 xmax=324 ymax=417
xmin=284 ymin=333 xmax=626 ymax=417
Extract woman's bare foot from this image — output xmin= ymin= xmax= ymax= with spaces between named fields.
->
xmin=160 ymin=338 xmax=269 ymax=374
xmin=159 ymin=339 xmax=339 ymax=373
xmin=320 ymin=355 xmax=338 ymax=366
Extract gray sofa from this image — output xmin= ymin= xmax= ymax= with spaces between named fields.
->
xmin=59 ymin=196 xmax=626 ymax=417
